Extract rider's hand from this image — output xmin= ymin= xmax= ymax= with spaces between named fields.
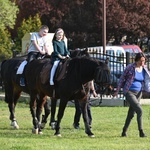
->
xmin=40 ymin=50 xmax=46 ymax=55
xmin=92 ymin=90 xmax=98 ymax=97
xmin=61 ymin=56 xmax=66 ymax=59
xmin=66 ymin=55 xmax=70 ymax=58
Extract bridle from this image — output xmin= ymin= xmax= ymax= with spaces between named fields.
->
xmin=94 ymin=66 xmax=111 ymax=86
xmin=97 ymin=84 xmax=113 ymax=105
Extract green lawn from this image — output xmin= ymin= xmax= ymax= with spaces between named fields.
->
xmin=0 ymin=100 xmax=150 ymax=150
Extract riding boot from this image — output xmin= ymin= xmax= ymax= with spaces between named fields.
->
xmin=139 ymin=129 xmax=147 ymax=137
xmin=121 ymin=128 xmax=127 ymax=137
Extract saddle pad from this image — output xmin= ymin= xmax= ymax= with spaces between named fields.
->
xmin=16 ymin=60 xmax=27 ymax=74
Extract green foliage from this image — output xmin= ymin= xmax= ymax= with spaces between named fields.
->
xmin=0 ymin=28 xmax=13 ymax=61
xmin=0 ymin=0 xmax=18 ymax=60
xmin=0 ymin=0 xmax=18 ymax=29
xmin=3 ymin=0 xmax=150 ymax=50
xmin=14 ymin=14 xmax=42 ymax=52
xmin=0 ymin=100 xmax=150 ymax=150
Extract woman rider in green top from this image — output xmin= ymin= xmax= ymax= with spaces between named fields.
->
xmin=50 ymin=28 xmax=70 ymax=85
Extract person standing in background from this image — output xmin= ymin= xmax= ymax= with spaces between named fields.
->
xmin=73 ymin=80 xmax=98 ymax=129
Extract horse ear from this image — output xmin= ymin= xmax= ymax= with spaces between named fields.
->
xmin=105 ymin=57 xmax=109 ymax=65
xmin=84 ymin=47 xmax=90 ymax=57
xmin=85 ymin=47 xmax=88 ymax=52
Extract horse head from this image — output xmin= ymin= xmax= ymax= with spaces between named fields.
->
xmin=94 ymin=64 xmax=111 ymax=85
xmin=93 ymin=60 xmax=113 ymax=94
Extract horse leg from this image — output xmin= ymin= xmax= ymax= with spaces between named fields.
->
xmin=6 ymin=87 xmax=20 ymax=129
xmin=80 ymin=100 xmax=95 ymax=137
xmin=30 ymin=93 xmax=39 ymax=134
xmin=40 ymin=99 xmax=51 ymax=129
xmin=10 ymin=91 xmax=21 ymax=129
xmin=54 ymin=99 xmax=68 ymax=137
xmin=36 ymin=95 xmax=47 ymax=134
xmin=50 ymin=98 xmax=57 ymax=130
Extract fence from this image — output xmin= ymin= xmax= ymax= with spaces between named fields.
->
xmin=87 ymin=47 xmax=150 ymax=100
xmin=1 ymin=49 xmax=150 ymax=102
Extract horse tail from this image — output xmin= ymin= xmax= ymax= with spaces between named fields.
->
xmin=0 ymin=60 xmax=7 ymax=80
xmin=0 ymin=60 xmax=7 ymax=91
xmin=1 ymin=60 xmax=10 ymax=103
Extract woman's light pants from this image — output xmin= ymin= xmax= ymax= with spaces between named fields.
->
xmin=50 ymin=60 xmax=60 ymax=85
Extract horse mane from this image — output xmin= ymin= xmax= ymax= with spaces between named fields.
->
xmin=69 ymin=48 xmax=90 ymax=58
xmin=46 ymin=56 xmax=108 ymax=77
xmin=68 ymin=56 xmax=105 ymax=67
xmin=66 ymin=56 xmax=107 ymax=79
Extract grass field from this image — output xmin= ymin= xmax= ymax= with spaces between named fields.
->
xmin=0 ymin=100 xmax=150 ymax=150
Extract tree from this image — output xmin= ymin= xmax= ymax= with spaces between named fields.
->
xmin=14 ymin=14 xmax=42 ymax=52
xmin=0 ymin=0 xmax=18 ymax=60
xmin=117 ymin=0 xmax=150 ymax=43
xmin=14 ymin=0 xmax=51 ymax=28
xmin=0 ymin=0 xmax=18 ymax=29
xmin=0 ymin=28 xmax=13 ymax=61
xmin=10 ymin=0 xmax=150 ymax=49
xmin=9 ymin=0 xmax=51 ymax=45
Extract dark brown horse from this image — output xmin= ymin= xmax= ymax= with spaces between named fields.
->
xmin=25 ymin=56 xmax=111 ymax=137
xmin=40 ymin=48 xmax=91 ymax=129
xmin=0 ymin=49 xmax=89 ymax=129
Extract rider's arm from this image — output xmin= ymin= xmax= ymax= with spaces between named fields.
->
xmin=90 ymin=80 xmax=98 ymax=97
xmin=32 ymin=40 xmax=45 ymax=55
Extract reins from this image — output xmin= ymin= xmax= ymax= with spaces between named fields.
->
xmin=89 ymin=84 xmax=112 ymax=106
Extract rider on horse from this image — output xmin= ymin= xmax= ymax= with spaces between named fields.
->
xmin=50 ymin=28 xmax=70 ymax=85
xmin=20 ymin=25 xmax=50 ymax=86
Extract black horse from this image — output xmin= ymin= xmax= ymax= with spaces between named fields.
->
xmin=40 ymin=48 xmax=91 ymax=129
xmin=0 ymin=49 xmax=89 ymax=129
xmin=1 ymin=56 xmax=27 ymax=129
xmin=25 ymin=56 xmax=111 ymax=137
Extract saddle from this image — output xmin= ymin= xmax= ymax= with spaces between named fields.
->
xmin=40 ymin=59 xmax=70 ymax=84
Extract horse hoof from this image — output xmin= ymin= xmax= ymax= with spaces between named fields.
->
xmin=11 ymin=121 xmax=19 ymax=129
xmin=40 ymin=123 xmax=46 ymax=129
xmin=14 ymin=125 xmax=19 ymax=129
xmin=32 ymin=128 xmax=39 ymax=134
xmin=88 ymin=134 xmax=95 ymax=138
xmin=38 ymin=131 xmax=43 ymax=135
xmin=55 ymin=134 xmax=62 ymax=137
